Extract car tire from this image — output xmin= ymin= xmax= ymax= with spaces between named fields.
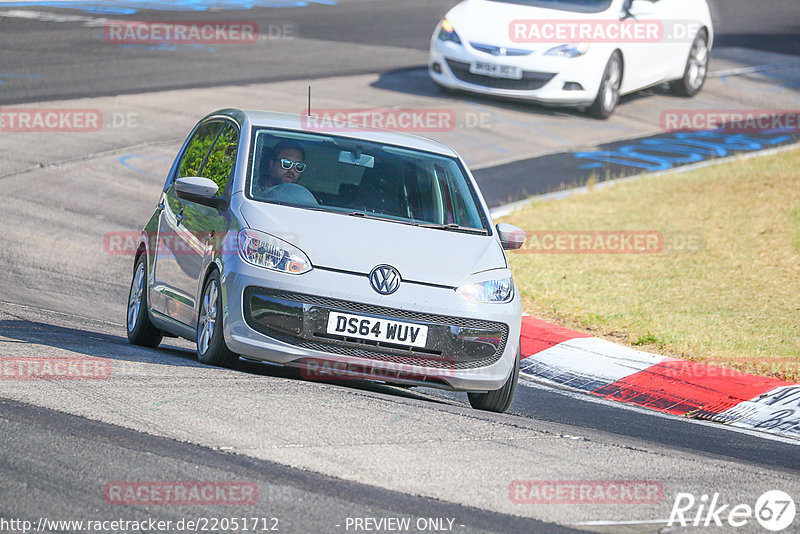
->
xmin=670 ymin=29 xmax=709 ymax=97
xmin=588 ymin=52 xmax=622 ymax=119
xmin=468 ymin=345 xmax=520 ymax=413
xmin=196 ymin=270 xmax=238 ymax=367
xmin=126 ymin=255 xmax=163 ymax=348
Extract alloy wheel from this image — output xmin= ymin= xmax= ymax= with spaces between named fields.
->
xmin=198 ymin=280 xmax=218 ymax=355
xmin=687 ymin=36 xmax=709 ymax=91
xmin=601 ymin=58 xmax=621 ymax=114
xmin=127 ymin=262 xmax=145 ymax=332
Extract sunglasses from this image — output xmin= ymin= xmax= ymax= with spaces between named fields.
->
xmin=279 ymin=158 xmax=306 ymax=173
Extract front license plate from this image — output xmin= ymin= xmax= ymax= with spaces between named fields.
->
xmin=469 ymin=61 xmax=523 ymax=80
xmin=326 ymin=312 xmax=429 ymax=348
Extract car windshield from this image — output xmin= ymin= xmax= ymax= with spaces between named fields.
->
xmin=247 ymin=128 xmax=488 ymax=233
xmin=487 ymin=0 xmax=613 ymax=13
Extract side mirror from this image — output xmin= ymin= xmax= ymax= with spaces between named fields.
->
xmin=496 ymin=223 xmax=526 ymax=251
xmin=175 ymin=176 xmax=226 ymax=209
xmin=623 ymin=0 xmax=653 ymax=18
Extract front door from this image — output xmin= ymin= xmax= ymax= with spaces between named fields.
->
xmin=152 ymin=120 xmax=238 ymax=327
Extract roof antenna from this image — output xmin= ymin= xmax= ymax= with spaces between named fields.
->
xmin=307 ymin=85 xmax=311 ymax=117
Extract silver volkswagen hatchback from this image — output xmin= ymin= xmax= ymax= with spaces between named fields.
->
xmin=126 ymin=109 xmax=526 ymax=412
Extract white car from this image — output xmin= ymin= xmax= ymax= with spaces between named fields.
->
xmin=429 ymin=0 xmax=713 ymax=117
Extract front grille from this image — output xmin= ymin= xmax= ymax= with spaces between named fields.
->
xmin=243 ymin=287 xmax=509 ymax=370
xmin=264 ymin=330 xmax=465 ymax=369
xmin=470 ymin=42 xmax=533 ymax=57
xmin=250 ymin=288 xmax=503 ymax=330
xmin=445 ymin=58 xmax=555 ymax=91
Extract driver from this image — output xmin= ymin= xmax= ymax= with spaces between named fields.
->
xmin=263 ymin=140 xmax=306 ymax=188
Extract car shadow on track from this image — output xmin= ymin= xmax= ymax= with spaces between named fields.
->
xmin=0 ymin=318 xmax=451 ymax=406
xmin=715 ymin=32 xmax=800 ymax=58
xmin=234 ymin=356 xmax=450 ymax=405
xmin=370 ymin=66 xmax=667 ymax=118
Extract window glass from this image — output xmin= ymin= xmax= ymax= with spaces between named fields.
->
xmin=203 ymin=123 xmax=239 ymax=197
xmin=178 ymin=121 xmax=223 ymax=180
xmin=488 ymin=0 xmax=613 ymax=12
xmin=248 ymin=129 xmax=487 ymax=233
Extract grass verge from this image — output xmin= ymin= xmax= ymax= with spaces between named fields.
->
xmin=502 ymin=147 xmax=800 ymax=382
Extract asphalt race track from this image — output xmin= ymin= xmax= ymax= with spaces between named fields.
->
xmin=0 ymin=0 xmax=798 ymax=104
xmin=1 ymin=1 xmax=799 ymax=533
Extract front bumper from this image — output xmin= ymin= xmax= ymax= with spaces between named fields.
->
xmin=221 ymin=259 xmax=521 ymax=392
xmin=429 ymin=39 xmax=606 ymax=106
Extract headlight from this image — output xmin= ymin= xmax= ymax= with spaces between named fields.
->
xmin=456 ymin=277 xmax=514 ymax=303
xmin=545 ymin=44 xmax=590 ymax=58
xmin=238 ymin=229 xmax=312 ymax=274
xmin=437 ymin=18 xmax=462 ymax=44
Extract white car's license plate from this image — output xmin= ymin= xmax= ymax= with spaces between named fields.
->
xmin=326 ymin=312 xmax=429 ymax=348
xmin=469 ymin=61 xmax=523 ymax=80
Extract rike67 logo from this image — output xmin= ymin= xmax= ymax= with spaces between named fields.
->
xmin=669 ymin=490 xmax=796 ymax=531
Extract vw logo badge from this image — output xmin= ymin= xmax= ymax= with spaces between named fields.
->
xmin=369 ymin=265 xmax=401 ymax=295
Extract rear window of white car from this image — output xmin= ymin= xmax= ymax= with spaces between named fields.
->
xmin=246 ymin=128 xmax=489 ymax=234
xmin=489 ymin=0 xmax=613 ymax=13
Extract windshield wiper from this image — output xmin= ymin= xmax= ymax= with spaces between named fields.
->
xmin=346 ymin=212 xmax=487 ymax=234
xmin=414 ymin=222 xmax=488 ymax=235
xmin=346 ymin=211 xmax=386 ymax=220
xmin=345 ymin=211 xmax=392 ymax=222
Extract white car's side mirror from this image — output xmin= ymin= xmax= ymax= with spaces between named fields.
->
xmin=625 ymin=0 xmax=655 ymax=18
